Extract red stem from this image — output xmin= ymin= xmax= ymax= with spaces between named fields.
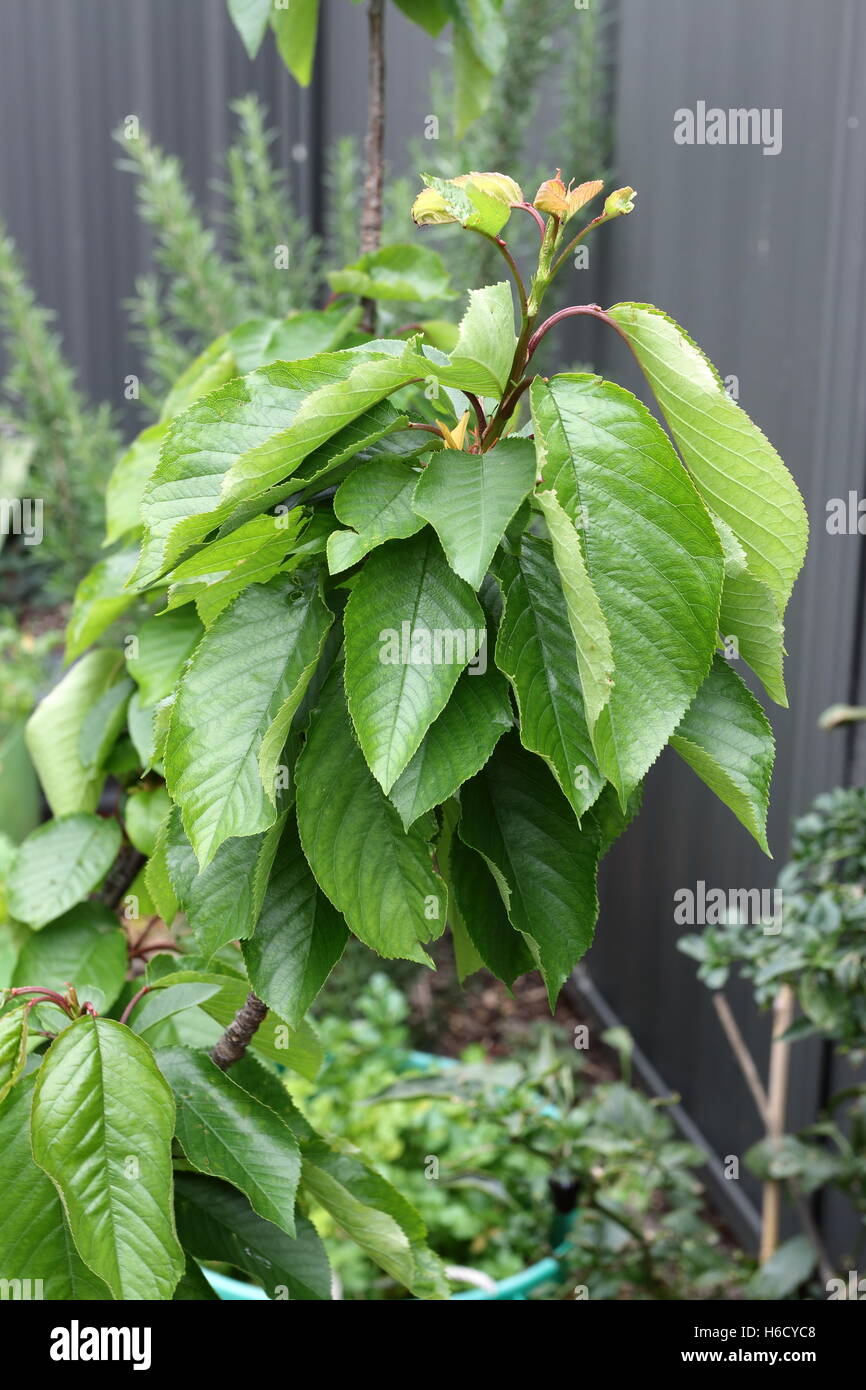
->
xmin=119 ymin=984 xmax=151 ymax=1028
xmin=525 ymin=303 xmax=626 ymax=364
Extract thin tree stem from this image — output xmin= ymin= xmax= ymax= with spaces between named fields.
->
xmin=712 ymin=992 xmax=770 ymax=1127
xmin=760 ymin=984 xmax=795 ymax=1263
xmin=119 ymin=984 xmax=151 ymax=1028
xmin=360 ymin=0 xmax=385 ymax=334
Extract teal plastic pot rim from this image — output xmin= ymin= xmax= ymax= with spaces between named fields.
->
xmin=200 ymin=1048 xmax=569 ymax=1301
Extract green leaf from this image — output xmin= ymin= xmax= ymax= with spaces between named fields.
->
xmin=449 ymin=0 xmax=506 ymax=137
xmin=719 ymin=569 xmax=787 ymax=706
xmin=533 ymin=374 xmax=723 ymax=803
xmin=12 ymin=903 xmax=127 ymax=1009
xmin=133 ymin=345 xmax=432 ymax=587
xmin=295 ymin=670 xmax=446 ymax=962
xmin=388 ymin=666 xmax=513 ymax=830
xmin=607 ymin=303 xmax=808 ymax=614
xmin=227 ymin=0 xmax=274 ymax=59
xmin=535 ymin=489 xmax=614 ymax=740
xmin=300 ymin=1140 xmax=448 ymax=1297
xmin=441 ymin=282 xmax=517 ymax=395
xmin=78 ymin=674 xmax=133 ymax=771
xmin=670 ymin=655 xmax=774 ymax=854
xmin=157 ymin=1047 xmax=301 ymax=1237
xmin=160 ymin=335 xmax=238 ymax=424
xmin=8 ymin=815 xmax=121 ymax=929
xmin=125 ymin=785 xmax=171 ymax=857
xmin=327 ymin=457 xmax=424 ymax=575
xmin=65 ymin=549 xmax=138 ymax=663
xmin=392 ymin=0 xmax=450 ymax=35
xmin=105 ymin=422 xmax=167 ymax=544
xmin=130 ymin=981 xmax=222 ymax=1038
xmin=459 ymin=733 xmax=600 ymax=1002
xmin=161 ymin=807 xmax=285 ymax=960
xmin=31 ymin=1017 xmax=184 ymax=1300
xmin=329 ymin=244 xmax=454 ymax=303
xmin=26 ymin=650 xmax=124 ymax=816
xmin=747 ymin=1235 xmax=816 ymax=1301
xmin=0 ymin=1074 xmax=111 ymax=1299
xmin=419 ymin=172 xmax=511 ymax=236
xmin=227 ymin=306 xmax=360 ymax=373
xmin=439 ymin=800 xmax=532 ymax=985
xmin=495 ymin=534 xmax=605 ymax=820
xmin=344 ymin=529 xmax=485 ymax=790
xmin=173 ymin=1253 xmax=219 ymax=1300
xmin=271 ymin=0 xmax=320 ymax=86
xmin=127 ymin=607 xmax=203 ymax=706
xmin=0 ymin=1005 xmax=28 ymax=1103
xmin=242 ymin=816 xmax=348 ymax=1029
xmin=174 ymin=1173 xmax=331 ymax=1300
xmin=162 ymin=511 xmax=307 ymax=625
xmin=413 ymin=439 xmax=535 ymax=589
xmin=165 ymin=575 xmax=331 ymax=867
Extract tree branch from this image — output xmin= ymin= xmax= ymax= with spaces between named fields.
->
xmin=359 ymin=0 xmax=385 ymax=334
xmin=210 ymin=991 xmax=269 ymax=1072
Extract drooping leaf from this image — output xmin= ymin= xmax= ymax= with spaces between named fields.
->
xmin=270 ymin=0 xmax=321 ymax=86
xmin=64 ymin=549 xmax=139 ymax=663
xmin=459 ymin=733 xmax=600 ymax=1003
xmin=227 ymin=0 xmax=273 ymax=58
xmin=535 ymin=488 xmax=614 ymax=739
xmin=157 ymin=1047 xmax=301 ymax=1237
xmin=719 ymin=569 xmax=787 ymax=706
xmin=242 ymin=816 xmax=348 ymax=1029
xmin=388 ymin=666 xmax=513 ymax=830
xmin=26 ymin=650 xmax=124 ymax=816
xmin=439 ymin=800 xmax=532 ymax=986
xmin=78 ymin=674 xmax=134 ymax=771
xmin=161 ymin=806 xmax=285 ymax=960
xmin=670 ymin=654 xmax=774 ymax=854
xmin=329 ymin=244 xmax=454 ymax=303
xmin=327 ymin=457 xmax=424 ymax=575
xmin=295 ymin=670 xmax=446 ymax=962
xmin=164 ymin=575 xmax=331 ymax=867
xmin=0 ymin=1074 xmax=111 ymax=1300
xmin=344 ymin=529 xmax=485 ymax=791
xmin=495 ymin=534 xmax=605 ymax=821
xmin=12 ymin=903 xmax=127 ymax=1010
xmin=607 ymin=302 xmax=808 ymax=614
xmin=533 ymin=373 xmax=723 ymax=803
xmin=413 ymin=438 xmax=535 ymax=589
xmin=300 ymin=1140 xmax=448 ymax=1298
xmin=31 ymin=1017 xmax=184 ymax=1300
xmin=8 ymin=815 xmax=121 ymax=930
xmin=174 ymin=1173 xmax=331 ymax=1300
